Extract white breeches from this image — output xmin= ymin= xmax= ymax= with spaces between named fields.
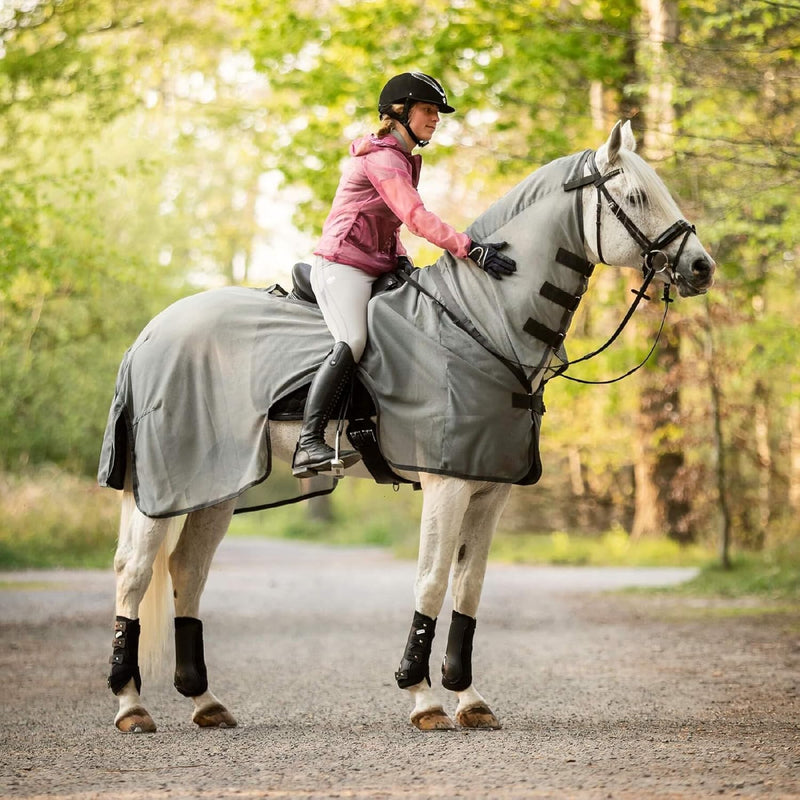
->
xmin=311 ymin=256 xmax=377 ymax=361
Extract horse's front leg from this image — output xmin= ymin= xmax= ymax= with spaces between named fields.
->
xmin=168 ymin=499 xmax=237 ymax=728
xmin=444 ymin=481 xmax=511 ymax=730
xmin=396 ymin=476 xmax=473 ymax=731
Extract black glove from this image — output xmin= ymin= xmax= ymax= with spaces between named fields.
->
xmin=467 ymin=241 xmax=516 ymax=280
xmin=396 ymin=255 xmax=415 ymax=275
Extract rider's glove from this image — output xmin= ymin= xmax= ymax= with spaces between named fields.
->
xmin=467 ymin=241 xmax=516 ymax=280
xmin=396 ymin=255 xmax=415 ymax=275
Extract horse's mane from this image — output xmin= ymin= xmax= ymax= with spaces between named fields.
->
xmin=616 ymin=148 xmax=684 ymax=222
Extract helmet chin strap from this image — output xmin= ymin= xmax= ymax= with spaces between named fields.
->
xmin=404 ymin=123 xmax=429 ymax=147
xmin=397 ymin=99 xmax=429 ymax=148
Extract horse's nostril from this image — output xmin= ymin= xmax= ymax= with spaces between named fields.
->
xmin=692 ymin=259 xmax=711 ymax=277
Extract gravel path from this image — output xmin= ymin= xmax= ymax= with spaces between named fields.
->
xmin=1 ymin=537 xmax=798 ymax=799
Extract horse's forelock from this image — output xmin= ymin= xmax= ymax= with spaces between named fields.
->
xmin=616 ymin=149 xmax=684 ymax=223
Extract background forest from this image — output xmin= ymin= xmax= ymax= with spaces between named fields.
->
xmin=1 ymin=0 xmax=798 ymax=568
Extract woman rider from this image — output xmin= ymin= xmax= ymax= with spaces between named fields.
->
xmin=292 ymin=72 xmax=516 ymax=478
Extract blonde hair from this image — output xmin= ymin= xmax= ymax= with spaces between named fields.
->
xmin=376 ymin=103 xmax=406 ymax=138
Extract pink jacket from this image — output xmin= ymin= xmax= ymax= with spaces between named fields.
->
xmin=314 ymin=134 xmax=471 ymax=276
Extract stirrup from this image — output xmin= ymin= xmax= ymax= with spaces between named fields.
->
xmin=291 ymin=442 xmax=359 ymax=479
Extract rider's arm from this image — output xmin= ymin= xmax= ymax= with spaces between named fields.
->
xmin=364 ymin=150 xmax=471 ymax=258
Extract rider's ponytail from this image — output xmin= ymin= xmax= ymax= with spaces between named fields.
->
xmin=376 ymin=104 xmax=405 ymax=137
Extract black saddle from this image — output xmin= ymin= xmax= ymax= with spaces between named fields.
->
xmin=287 ymin=261 xmax=407 ymax=304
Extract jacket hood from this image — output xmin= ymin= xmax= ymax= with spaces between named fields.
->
xmin=350 ymin=133 xmax=410 ymax=158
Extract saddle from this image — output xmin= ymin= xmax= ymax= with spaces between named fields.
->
xmin=270 ymin=262 xmax=418 ymax=488
xmin=285 ymin=261 xmax=407 ymax=304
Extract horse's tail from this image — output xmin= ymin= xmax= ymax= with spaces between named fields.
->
xmin=120 ymin=468 xmax=183 ymax=681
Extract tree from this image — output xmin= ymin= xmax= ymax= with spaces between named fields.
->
xmin=0 ymin=0 xmax=270 ymax=471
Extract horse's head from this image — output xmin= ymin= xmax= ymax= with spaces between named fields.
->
xmin=588 ymin=121 xmax=715 ymax=297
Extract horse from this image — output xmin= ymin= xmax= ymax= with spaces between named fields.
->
xmin=102 ymin=121 xmax=715 ymax=734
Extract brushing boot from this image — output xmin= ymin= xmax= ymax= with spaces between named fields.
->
xmin=292 ymin=341 xmax=361 ymax=478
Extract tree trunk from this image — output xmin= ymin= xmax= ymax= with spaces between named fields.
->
xmin=630 ymin=0 xmax=693 ymax=543
xmin=753 ymin=380 xmax=771 ymax=548
xmin=789 ymin=403 xmax=800 ymax=518
xmin=705 ymin=301 xmax=732 ymax=569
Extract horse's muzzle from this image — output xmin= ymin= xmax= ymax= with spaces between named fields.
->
xmin=676 ymin=255 xmax=716 ymax=297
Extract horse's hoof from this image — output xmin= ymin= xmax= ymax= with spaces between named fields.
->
xmin=456 ymin=703 xmax=501 ymax=730
xmin=410 ymin=707 xmax=456 ymax=731
xmin=115 ymin=707 xmax=157 ymax=734
xmin=192 ymin=702 xmax=238 ymax=728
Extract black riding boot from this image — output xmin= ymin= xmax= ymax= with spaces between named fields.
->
xmin=292 ymin=342 xmax=361 ymax=478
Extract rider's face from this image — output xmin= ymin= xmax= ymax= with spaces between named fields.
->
xmin=407 ymin=103 xmax=440 ymax=142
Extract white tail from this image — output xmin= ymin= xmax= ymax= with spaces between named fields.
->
xmin=138 ymin=513 xmax=182 ymax=680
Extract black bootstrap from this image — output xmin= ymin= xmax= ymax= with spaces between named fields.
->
xmin=174 ymin=616 xmax=209 ymax=697
xmin=108 ymin=616 xmax=142 ymax=695
xmin=395 ymin=611 xmax=436 ymax=689
xmin=441 ymin=610 xmax=476 ymax=691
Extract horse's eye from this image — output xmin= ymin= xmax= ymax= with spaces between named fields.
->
xmin=628 ymin=190 xmax=648 ymax=208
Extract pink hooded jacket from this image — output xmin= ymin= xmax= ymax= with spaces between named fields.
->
xmin=314 ymin=134 xmax=471 ymax=276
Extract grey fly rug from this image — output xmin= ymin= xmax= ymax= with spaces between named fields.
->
xmin=98 ymin=151 xmax=595 ymax=517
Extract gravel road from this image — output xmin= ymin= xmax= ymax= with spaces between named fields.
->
xmin=1 ymin=537 xmax=798 ymax=799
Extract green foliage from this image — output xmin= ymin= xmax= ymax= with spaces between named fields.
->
xmin=0 ymin=467 xmax=119 ymax=568
xmin=0 ymin=0 xmax=797 ymax=563
xmin=229 ymin=480 xmax=425 ymax=551
xmin=232 ymin=0 xmax=638 ymax=231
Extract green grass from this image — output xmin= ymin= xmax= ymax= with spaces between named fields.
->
xmin=671 ymin=543 xmax=800 ymax=601
xmin=488 ymin=527 xmax=712 ymax=567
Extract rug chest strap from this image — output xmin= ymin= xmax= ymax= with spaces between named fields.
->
xmin=540 ymin=281 xmax=581 ymax=312
xmin=523 ymin=318 xmax=565 ymax=350
xmin=555 ymin=247 xmax=595 ymax=277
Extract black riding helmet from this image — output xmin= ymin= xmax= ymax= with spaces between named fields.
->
xmin=378 ymin=72 xmax=455 ymax=146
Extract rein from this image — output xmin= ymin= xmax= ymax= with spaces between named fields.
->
xmin=552 ymin=151 xmax=694 ymax=386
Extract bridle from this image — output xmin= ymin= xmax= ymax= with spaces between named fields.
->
xmin=582 ymin=151 xmax=696 ymax=283
xmin=551 ymin=151 xmax=698 ymax=386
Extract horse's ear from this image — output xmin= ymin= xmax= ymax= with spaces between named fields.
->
xmin=621 ymin=120 xmax=637 ymax=152
xmin=597 ymin=121 xmax=623 ymax=171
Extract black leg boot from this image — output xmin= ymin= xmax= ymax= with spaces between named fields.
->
xmin=292 ymin=341 xmax=361 ymax=478
xmin=395 ymin=611 xmax=436 ymax=689
xmin=441 ymin=610 xmax=476 ymax=691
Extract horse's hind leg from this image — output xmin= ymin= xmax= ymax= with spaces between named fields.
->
xmin=396 ymin=475 xmax=473 ymax=731
xmin=111 ymin=494 xmax=173 ymax=733
xmin=168 ymin=499 xmax=237 ymax=728
xmin=445 ymin=482 xmax=511 ymax=730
